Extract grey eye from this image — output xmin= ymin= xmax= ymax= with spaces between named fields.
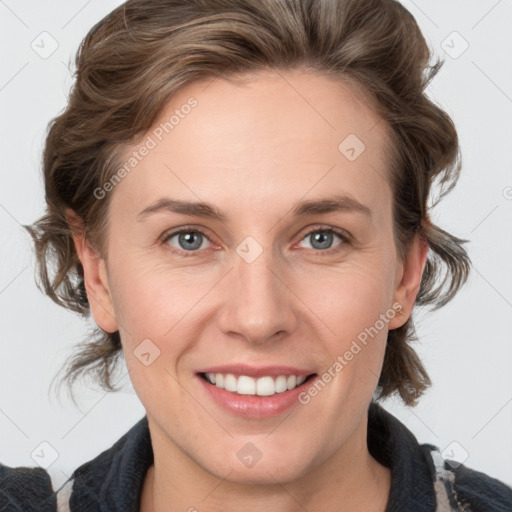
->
xmin=167 ymin=231 xmax=208 ymax=251
xmin=300 ymin=230 xmax=343 ymax=251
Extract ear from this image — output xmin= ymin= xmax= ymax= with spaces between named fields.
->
xmin=388 ymin=233 xmax=429 ymax=330
xmin=66 ymin=209 xmax=118 ymax=333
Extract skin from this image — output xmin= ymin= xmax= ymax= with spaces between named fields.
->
xmin=71 ymin=69 xmax=428 ymax=512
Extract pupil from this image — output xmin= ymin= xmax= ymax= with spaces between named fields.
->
xmin=313 ymin=231 xmax=332 ymax=249
xmin=180 ymin=232 xmax=201 ymax=250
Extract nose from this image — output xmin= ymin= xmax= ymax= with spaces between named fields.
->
xmin=217 ymin=243 xmax=298 ymax=345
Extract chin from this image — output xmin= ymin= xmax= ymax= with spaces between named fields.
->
xmin=214 ymin=461 xmax=306 ymax=486
xmin=199 ymin=446 xmax=313 ymax=486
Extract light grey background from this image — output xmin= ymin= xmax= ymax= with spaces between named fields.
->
xmin=1 ymin=0 xmax=511 ymax=491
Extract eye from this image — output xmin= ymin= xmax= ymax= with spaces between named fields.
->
xmin=163 ymin=228 xmax=212 ymax=257
xmin=161 ymin=226 xmax=351 ymax=258
xmin=297 ymin=227 xmax=350 ymax=255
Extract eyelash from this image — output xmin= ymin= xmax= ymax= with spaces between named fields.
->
xmin=160 ymin=225 xmax=352 ymax=258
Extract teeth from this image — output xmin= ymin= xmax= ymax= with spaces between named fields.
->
xmin=224 ymin=374 xmax=237 ymax=392
xmin=275 ymin=375 xmax=288 ymax=393
xmin=204 ymin=372 xmax=309 ymax=395
xmin=238 ymin=375 xmax=256 ymax=395
xmin=255 ymin=376 xmax=275 ymax=396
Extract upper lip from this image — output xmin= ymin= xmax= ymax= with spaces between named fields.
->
xmin=196 ymin=364 xmax=316 ymax=379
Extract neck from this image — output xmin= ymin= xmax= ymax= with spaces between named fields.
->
xmin=140 ymin=414 xmax=391 ymax=512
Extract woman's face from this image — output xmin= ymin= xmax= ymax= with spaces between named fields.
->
xmin=82 ymin=69 xmax=426 ymax=484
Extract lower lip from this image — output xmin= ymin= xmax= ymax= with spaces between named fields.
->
xmin=196 ymin=373 xmax=317 ymax=419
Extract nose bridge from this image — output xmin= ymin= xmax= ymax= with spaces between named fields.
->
xmin=220 ymin=236 xmax=296 ymax=342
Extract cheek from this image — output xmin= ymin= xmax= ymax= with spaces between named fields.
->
xmin=109 ymin=235 xmax=396 ymax=363
xmin=304 ymin=259 xmax=395 ymax=328
xmin=111 ymin=246 xmax=396 ymax=335
xmin=109 ymin=256 xmax=215 ymax=358
xmin=300 ymin=261 xmax=394 ymax=382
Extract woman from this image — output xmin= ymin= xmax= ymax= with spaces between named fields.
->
xmin=2 ymin=0 xmax=511 ymax=510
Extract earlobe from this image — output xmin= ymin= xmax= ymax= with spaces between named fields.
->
xmin=388 ymin=234 xmax=429 ymax=330
xmin=67 ymin=210 xmax=118 ymax=333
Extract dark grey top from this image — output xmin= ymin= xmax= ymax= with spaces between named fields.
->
xmin=2 ymin=401 xmax=511 ymax=511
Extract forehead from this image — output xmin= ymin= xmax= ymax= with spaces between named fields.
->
xmin=113 ymin=69 xmax=391 ymax=223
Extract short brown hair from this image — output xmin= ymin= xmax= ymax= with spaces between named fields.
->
xmin=25 ymin=0 xmax=471 ymax=406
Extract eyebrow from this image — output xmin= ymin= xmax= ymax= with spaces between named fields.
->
xmin=136 ymin=193 xmax=372 ymax=222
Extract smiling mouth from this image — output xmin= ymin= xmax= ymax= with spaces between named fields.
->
xmin=198 ymin=372 xmax=317 ymax=396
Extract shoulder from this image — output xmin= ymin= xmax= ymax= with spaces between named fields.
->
xmin=421 ymin=444 xmax=512 ymax=512
xmin=452 ymin=460 xmax=512 ymax=512
xmin=368 ymin=402 xmax=512 ymax=511
xmin=0 ymin=462 xmax=57 ymax=512
xmin=69 ymin=415 xmax=152 ymax=509
xmin=0 ymin=416 xmax=150 ymax=512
